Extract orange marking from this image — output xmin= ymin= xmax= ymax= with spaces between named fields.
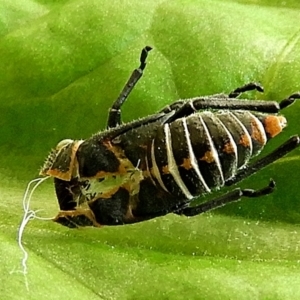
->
xmin=46 ymin=169 xmax=72 ymax=181
xmin=93 ymin=143 xmax=134 ymax=178
xmin=42 ymin=140 xmax=82 ymax=181
xmin=180 ymin=157 xmax=193 ymax=170
xmin=264 ymin=115 xmax=287 ymax=138
xmin=117 ymin=163 xmax=131 ymax=174
xmin=199 ymin=151 xmax=215 ymax=163
xmin=94 ymin=170 xmax=110 ymax=178
xmin=162 ymin=165 xmax=170 ymax=174
xmin=238 ymin=134 xmax=251 ymax=147
xmin=143 ymin=169 xmax=151 ymax=178
xmin=223 ymin=142 xmax=235 ymax=154
xmin=250 ymin=119 xmax=265 ymax=145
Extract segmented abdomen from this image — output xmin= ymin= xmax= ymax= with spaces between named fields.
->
xmin=146 ymin=110 xmax=279 ymax=200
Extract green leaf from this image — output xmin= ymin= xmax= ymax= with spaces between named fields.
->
xmin=1 ymin=0 xmax=300 ymax=299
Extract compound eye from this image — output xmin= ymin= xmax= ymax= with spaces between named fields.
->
xmin=56 ymin=139 xmax=74 ymax=150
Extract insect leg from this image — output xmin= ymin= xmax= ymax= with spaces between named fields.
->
xmin=164 ymin=92 xmax=300 ymax=123
xmin=107 ymin=46 xmax=152 ymax=129
xmin=195 ymin=90 xmax=300 ymax=116
xmin=228 ymin=82 xmax=264 ymax=98
xmin=226 ymin=135 xmax=300 ymax=186
xmin=159 ymin=88 xmax=288 ymax=124
xmin=188 ymin=91 xmax=300 ymax=113
xmin=160 ymin=97 xmax=282 ymax=123
xmin=279 ymin=92 xmax=300 ymax=109
xmin=176 ymin=179 xmax=275 ymax=217
xmin=160 ymin=82 xmax=264 ymax=113
xmin=204 ymin=82 xmax=264 ymax=99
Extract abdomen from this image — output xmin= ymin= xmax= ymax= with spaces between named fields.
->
xmin=144 ymin=110 xmax=285 ymax=200
xmin=118 ymin=109 xmax=286 ymax=216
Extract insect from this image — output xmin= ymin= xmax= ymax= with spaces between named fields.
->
xmin=40 ymin=46 xmax=300 ymax=228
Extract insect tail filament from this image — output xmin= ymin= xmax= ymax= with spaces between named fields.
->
xmin=13 ymin=176 xmax=52 ymax=291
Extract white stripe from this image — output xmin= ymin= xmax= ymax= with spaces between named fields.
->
xmin=144 ymin=154 xmax=157 ymax=186
xmin=181 ymin=118 xmax=210 ymax=193
xmin=164 ymin=124 xmax=193 ymax=200
xmin=150 ymin=139 xmax=169 ymax=192
xmin=229 ymin=112 xmax=253 ymax=166
xmin=248 ymin=112 xmax=267 ymax=147
xmin=217 ymin=116 xmax=238 ymax=176
xmin=200 ymin=113 xmax=225 ymax=185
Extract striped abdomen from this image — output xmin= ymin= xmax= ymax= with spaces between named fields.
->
xmin=146 ymin=110 xmax=286 ymax=200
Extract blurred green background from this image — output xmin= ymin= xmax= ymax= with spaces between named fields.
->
xmin=1 ymin=0 xmax=300 ymax=299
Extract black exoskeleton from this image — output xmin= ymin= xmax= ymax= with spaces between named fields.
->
xmin=40 ymin=47 xmax=300 ymax=228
